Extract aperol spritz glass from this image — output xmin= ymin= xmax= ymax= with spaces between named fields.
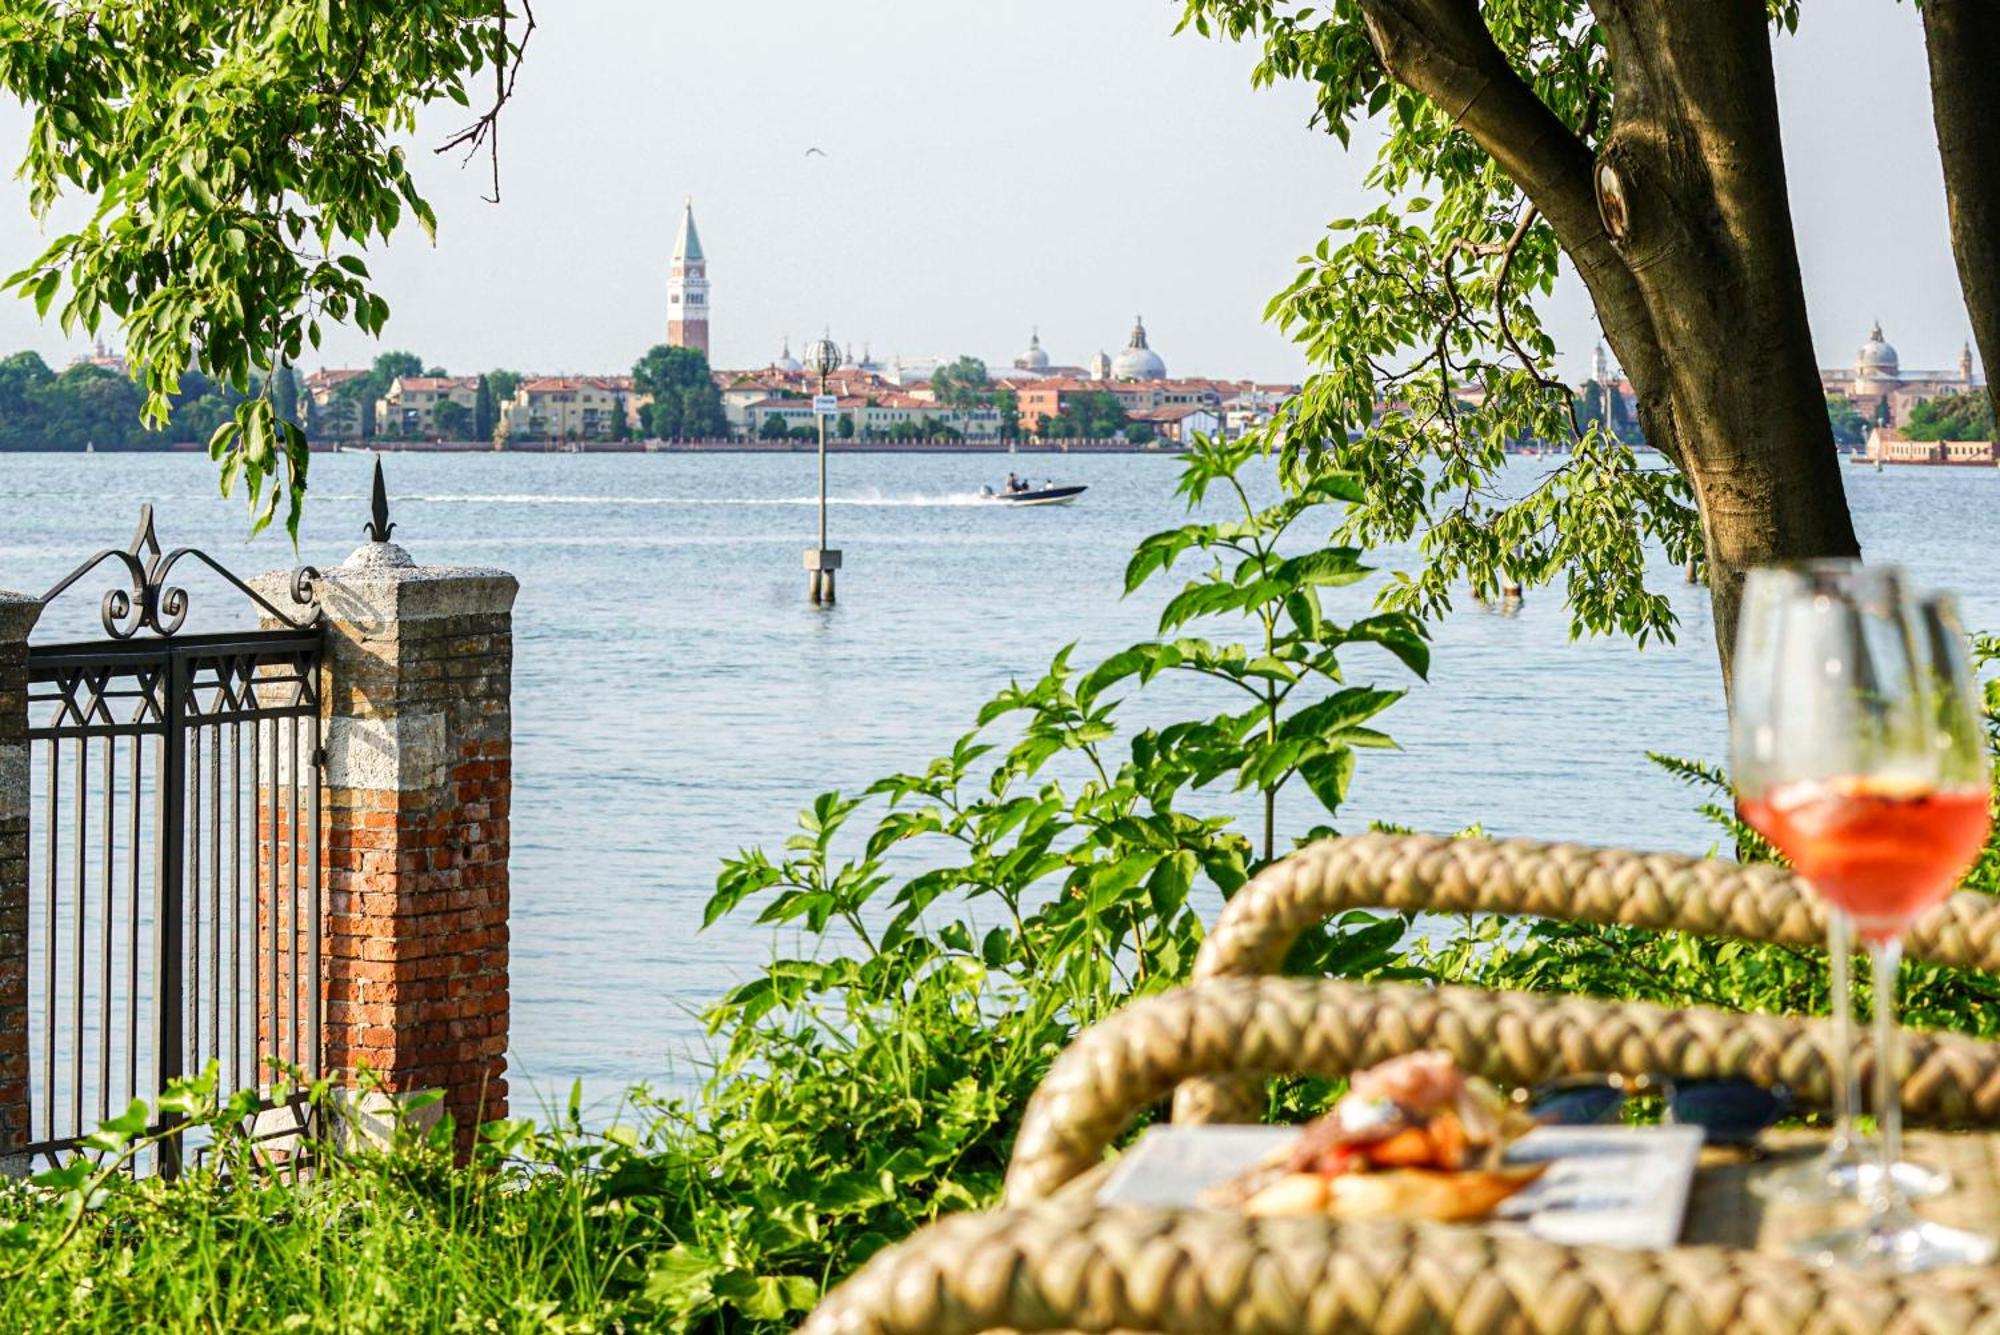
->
xmin=1733 ymin=564 xmax=1993 ymax=1271
xmin=1734 ymin=566 xmax=1943 ymax=1206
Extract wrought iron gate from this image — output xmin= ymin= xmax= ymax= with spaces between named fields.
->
xmin=21 ymin=508 xmax=322 ymax=1174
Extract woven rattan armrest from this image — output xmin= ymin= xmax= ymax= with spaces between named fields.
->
xmin=1174 ymin=833 xmax=2000 ymax=1123
xmin=800 ymin=1202 xmax=2000 ymax=1335
xmin=1004 ymin=976 xmax=2000 ymax=1205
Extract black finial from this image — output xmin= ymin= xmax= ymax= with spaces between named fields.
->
xmin=363 ymin=455 xmax=396 ymax=543
xmin=127 ymin=503 xmax=163 ymax=568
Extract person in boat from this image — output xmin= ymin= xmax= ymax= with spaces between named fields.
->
xmin=1005 ymin=472 xmax=1024 ymax=493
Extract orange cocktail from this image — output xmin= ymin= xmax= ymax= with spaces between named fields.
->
xmin=1740 ymin=779 xmax=1990 ymax=939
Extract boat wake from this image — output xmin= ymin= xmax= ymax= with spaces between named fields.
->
xmin=318 ymin=488 xmax=995 ymax=508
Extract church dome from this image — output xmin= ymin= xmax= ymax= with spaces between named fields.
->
xmin=1857 ymin=321 xmax=1899 ymax=376
xmin=773 ymin=336 xmax=802 ymax=373
xmin=1110 ymin=315 xmax=1166 ymax=380
xmin=1014 ymin=327 xmax=1050 ymax=372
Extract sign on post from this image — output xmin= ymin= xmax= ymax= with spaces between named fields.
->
xmin=813 ymin=394 xmax=839 ymax=417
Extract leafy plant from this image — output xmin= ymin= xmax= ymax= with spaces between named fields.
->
xmin=0 ymin=1 xmax=527 ymax=537
xmin=688 ymin=435 xmax=1426 ymax=1313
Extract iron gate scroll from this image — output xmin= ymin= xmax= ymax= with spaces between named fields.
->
xmin=20 ymin=507 xmax=323 ymax=1174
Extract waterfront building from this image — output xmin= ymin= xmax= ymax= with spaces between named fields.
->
xmin=1582 ymin=342 xmax=1640 ymax=439
xmin=68 ymin=337 xmax=127 ymax=376
xmin=741 ymin=390 xmax=1002 ymax=443
xmin=1014 ymin=373 xmax=1230 ymax=435
xmin=500 ymin=376 xmax=631 ymax=442
xmin=1820 ymin=322 xmax=1983 ymax=425
xmin=743 ymin=396 xmax=816 ymax=438
xmin=1089 ymin=350 xmax=1112 ymax=380
xmin=1865 ymin=425 xmax=1998 ymax=465
xmin=1219 ymin=384 xmax=1297 ymax=435
xmin=666 ymin=199 xmax=710 ymax=356
xmin=1128 ymin=404 xmax=1220 ymax=444
xmin=376 ymin=375 xmax=479 ymax=439
xmin=302 ymin=367 xmax=369 ymax=441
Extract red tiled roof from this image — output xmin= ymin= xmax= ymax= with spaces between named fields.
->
xmin=520 ymin=376 xmax=625 ymax=393
xmin=392 ymin=376 xmax=479 ymax=393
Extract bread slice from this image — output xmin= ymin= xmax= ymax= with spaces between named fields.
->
xmin=1242 ymin=1164 xmax=1548 ymax=1223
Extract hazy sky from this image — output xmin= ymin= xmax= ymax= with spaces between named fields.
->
xmin=0 ymin=0 xmax=1975 ymax=383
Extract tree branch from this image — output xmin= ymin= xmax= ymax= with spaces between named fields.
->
xmin=435 ymin=0 xmax=538 ymax=204
xmin=1357 ymin=0 xmax=1682 ymax=468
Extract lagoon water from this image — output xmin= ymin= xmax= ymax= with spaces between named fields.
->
xmin=2 ymin=450 xmax=1995 ymax=1110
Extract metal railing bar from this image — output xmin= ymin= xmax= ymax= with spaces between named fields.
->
xmin=72 ymin=734 xmax=86 ymax=1137
xmin=27 ymin=629 xmax=323 ymax=667
xmin=231 ymin=720 xmax=242 ymax=1095
xmin=127 ymin=733 xmax=139 ymax=1114
xmin=43 ymin=740 xmax=56 ymax=1143
xmin=266 ymin=716 xmax=278 ymax=1096
xmin=210 ymin=722 xmax=222 ymax=1086
xmin=189 ymin=725 xmax=201 ymax=1080
xmin=100 ymin=730 xmax=112 ymax=1123
xmin=287 ymin=716 xmax=300 ymax=1069
xmin=308 ymin=710 xmax=322 ymax=1081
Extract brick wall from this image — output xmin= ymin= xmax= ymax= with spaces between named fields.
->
xmin=0 ymin=593 xmax=41 ymax=1156
xmin=259 ymin=549 xmax=516 ymax=1148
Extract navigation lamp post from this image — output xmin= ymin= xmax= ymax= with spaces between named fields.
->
xmin=804 ymin=332 xmax=843 ymax=604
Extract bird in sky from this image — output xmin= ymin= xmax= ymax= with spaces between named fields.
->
xmin=805 ymin=147 xmax=827 ymax=157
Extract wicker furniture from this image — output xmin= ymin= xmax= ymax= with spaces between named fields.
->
xmin=803 ymin=834 xmax=2000 ymax=1335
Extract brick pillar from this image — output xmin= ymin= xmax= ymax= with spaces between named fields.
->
xmin=0 ymin=591 xmax=40 ymax=1160
xmin=261 ymin=543 xmax=516 ymax=1145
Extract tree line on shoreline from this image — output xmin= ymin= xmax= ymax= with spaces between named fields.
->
xmin=0 ymin=345 xmax=1166 ymax=449
xmin=0 ymin=345 xmax=729 ymax=449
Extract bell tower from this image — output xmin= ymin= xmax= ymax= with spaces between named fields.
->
xmin=666 ymin=198 xmax=710 ymax=356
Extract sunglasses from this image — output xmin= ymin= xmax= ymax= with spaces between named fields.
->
xmin=1519 ymin=1074 xmax=1791 ymax=1147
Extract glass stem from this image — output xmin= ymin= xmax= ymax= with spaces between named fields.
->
xmin=1827 ymin=911 xmax=1860 ymax=1154
xmin=1868 ymin=934 xmax=1910 ymax=1234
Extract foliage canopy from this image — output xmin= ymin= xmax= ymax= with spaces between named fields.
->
xmin=0 ymin=0 xmax=524 ymax=535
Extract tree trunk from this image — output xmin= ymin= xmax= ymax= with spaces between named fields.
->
xmin=1358 ymin=0 xmax=1861 ymax=687
xmin=1586 ymin=0 xmax=1860 ymax=683
xmin=1923 ymin=0 xmax=2000 ymax=429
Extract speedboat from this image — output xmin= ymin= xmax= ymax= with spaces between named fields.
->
xmin=980 ymin=483 xmax=1087 ymax=506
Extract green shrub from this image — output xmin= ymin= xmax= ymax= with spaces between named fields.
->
xmin=7 ymin=441 xmax=1993 ymax=1329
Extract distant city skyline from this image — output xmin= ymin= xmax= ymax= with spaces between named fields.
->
xmin=0 ymin=0 xmax=1981 ymax=384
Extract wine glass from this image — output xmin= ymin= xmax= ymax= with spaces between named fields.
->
xmin=1734 ymin=566 xmax=1994 ymax=1271
xmin=1732 ymin=565 xmax=1945 ymax=1206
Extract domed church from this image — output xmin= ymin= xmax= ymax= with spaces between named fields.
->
xmin=1109 ymin=315 xmax=1167 ymax=381
xmin=1014 ymin=327 xmax=1051 ymax=373
xmin=1821 ymin=321 xmax=1981 ymax=426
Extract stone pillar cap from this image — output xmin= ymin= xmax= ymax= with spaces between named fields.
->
xmin=0 ymin=590 xmax=42 ymax=642
xmin=343 ymin=540 xmax=416 ymax=570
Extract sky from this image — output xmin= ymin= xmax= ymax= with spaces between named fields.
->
xmin=0 ymin=0 xmax=1975 ymax=385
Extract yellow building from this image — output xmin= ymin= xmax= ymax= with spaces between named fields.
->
xmin=377 ymin=375 xmax=480 ymax=439
xmin=500 ymin=377 xmax=629 ymax=442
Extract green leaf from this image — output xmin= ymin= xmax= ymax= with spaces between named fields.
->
xmin=1297 ymin=748 xmax=1356 ymax=815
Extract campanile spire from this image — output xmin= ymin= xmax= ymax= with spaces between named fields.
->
xmin=667 ymin=198 xmax=710 ymax=356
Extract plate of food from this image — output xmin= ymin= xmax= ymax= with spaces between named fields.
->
xmin=1096 ymin=1053 xmax=1705 ymax=1250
